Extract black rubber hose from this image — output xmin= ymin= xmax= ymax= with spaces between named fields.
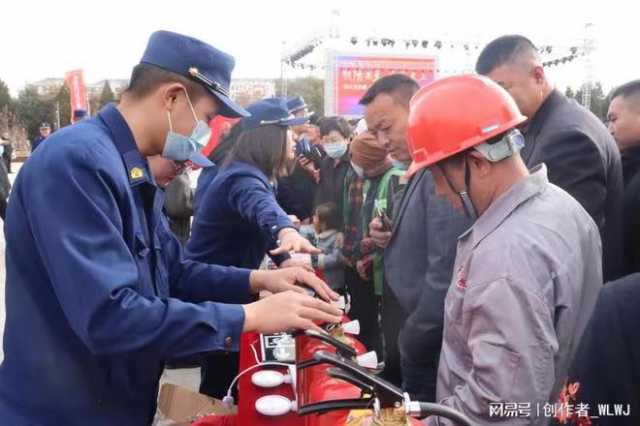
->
xmin=298 ymin=398 xmax=374 ymax=416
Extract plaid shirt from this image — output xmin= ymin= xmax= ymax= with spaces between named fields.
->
xmin=342 ymin=168 xmax=365 ymax=266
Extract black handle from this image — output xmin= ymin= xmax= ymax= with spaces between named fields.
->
xmin=301 ymin=329 xmax=357 ymax=358
xmin=298 ymin=398 xmax=374 ymax=416
xmin=297 ymin=358 xmax=321 ymax=370
xmin=326 ymin=367 xmax=374 ymax=394
xmin=312 ymin=351 xmax=403 ymax=407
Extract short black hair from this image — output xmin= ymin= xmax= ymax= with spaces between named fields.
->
xmin=476 ymin=35 xmax=538 ymax=75
xmin=359 ymin=74 xmax=419 ymax=107
xmin=209 ymin=121 xmax=243 ymax=164
xmin=319 ymin=116 xmax=352 ymax=139
xmin=124 ymin=63 xmax=206 ymax=100
xmin=315 ymin=202 xmax=340 ymax=230
xmin=225 ymin=124 xmax=289 ymax=180
xmin=609 ymin=79 xmax=640 ymax=103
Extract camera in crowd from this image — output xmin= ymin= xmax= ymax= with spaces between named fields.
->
xmin=295 ymin=137 xmax=325 ymax=167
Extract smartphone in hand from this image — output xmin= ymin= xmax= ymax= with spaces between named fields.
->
xmin=377 ymin=210 xmax=392 ymax=232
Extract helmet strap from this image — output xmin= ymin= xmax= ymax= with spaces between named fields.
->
xmin=459 ymin=157 xmax=478 ymax=220
xmin=440 ymin=156 xmax=478 ymax=221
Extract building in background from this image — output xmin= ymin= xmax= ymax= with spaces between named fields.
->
xmin=28 ymin=78 xmax=65 ymax=99
xmin=87 ymin=79 xmax=129 ymax=99
xmin=229 ymin=78 xmax=277 ymax=107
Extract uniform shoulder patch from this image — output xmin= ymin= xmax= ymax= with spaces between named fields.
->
xmin=130 ymin=167 xmax=144 ymax=180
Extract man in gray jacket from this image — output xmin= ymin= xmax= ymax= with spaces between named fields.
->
xmin=408 ymin=74 xmax=602 ymax=425
xmin=364 ymin=74 xmax=470 ymax=401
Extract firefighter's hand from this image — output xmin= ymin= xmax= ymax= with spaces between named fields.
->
xmin=369 ymin=217 xmax=392 ymax=249
xmin=271 ymin=228 xmax=321 ymax=255
xmin=249 ymin=267 xmax=339 ymax=302
xmin=242 ymin=291 xmax=343 ymax=333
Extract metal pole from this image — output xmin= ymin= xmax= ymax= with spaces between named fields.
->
xmin=581 ymin=23 xmax=595 ymax=109
xmin=280 ymin=41 xmax=288 ymax=97
xmin=281 ymin=60 xmax=288 ymax=97
xmin=55 ymin=101 xmax=61 ymax=130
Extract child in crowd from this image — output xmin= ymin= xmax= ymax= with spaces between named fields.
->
xmin=299 ymin=202 xmax=345 ymax=291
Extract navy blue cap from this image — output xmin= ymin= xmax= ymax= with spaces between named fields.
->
xmin=73 ymin=109 xmax=88 ymax=119
xmin=240 ymin=98 xmax=310 ymax=131
xmin=140 ymin=30 xmax=250 ymax=118
xmin=286 ymin=96 xmax=313 ymax=115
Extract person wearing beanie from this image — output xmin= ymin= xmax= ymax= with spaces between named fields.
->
xmin=343 ymin=123 xmax=406 ymax=386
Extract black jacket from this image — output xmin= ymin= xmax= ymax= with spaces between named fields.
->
xmin=522 ymin=89 xmax=625 ymax=280
xmin=384 ymin=170 xmax=471 ymax=401
xmin=314 ymin=153 xmax=351 ymax=225
xmin=277 ymin=165 xmax=317 ymax=221
xmin=31 ymin=135 xmax=46 ymax=152
xmin=164 ymin=171 xmax=193 ymax=245
xmin=0 ymin=160 xmax=9 ymax=220
xmin=558 ymin=273 xmax=640 ymax=426
xmin=620 ymin=146 xmax=640 ymax=273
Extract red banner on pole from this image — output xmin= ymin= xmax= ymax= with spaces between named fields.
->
xmin=64 ymin=69 xmax=88 ymax=121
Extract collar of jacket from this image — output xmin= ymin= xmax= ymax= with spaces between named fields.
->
xmin=220 ymin=160 xmax=275 ymax=190
xmin=389 ymin=168 xmax=426 ymax=236
xmin=97 ymin=103 xmax=152 ymax=188
xmin=460 ymin=164 xmax=549 ymax=249
xmin=523 ymin=89 xmax=564 ymax=140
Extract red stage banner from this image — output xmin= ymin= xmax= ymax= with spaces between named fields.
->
xmin=326 ymin=53 xmax=437 ymax=117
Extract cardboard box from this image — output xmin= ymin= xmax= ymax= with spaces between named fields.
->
xmin=158 ymin=383 xmax=236 ymax=424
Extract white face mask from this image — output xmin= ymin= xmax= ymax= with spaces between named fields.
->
xmin=162 ymin=90 xmax=212 ymax=162
xmin=351 ymin=161 xmax=364 ymax=178
xmin=324 ymin=141 xmax=348 ymax=159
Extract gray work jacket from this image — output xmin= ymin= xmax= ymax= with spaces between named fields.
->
xmin=432 ymin=165 xmax=602 ymax=425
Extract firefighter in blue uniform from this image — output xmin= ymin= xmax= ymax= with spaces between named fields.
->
xmin=0 ymin=30 xmax=341 ymax=426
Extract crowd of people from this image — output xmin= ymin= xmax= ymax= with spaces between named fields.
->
xmin=1 ymin=29 xmax=640 ymax=426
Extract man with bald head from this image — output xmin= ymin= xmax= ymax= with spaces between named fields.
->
xmin=477 ymin=35 xmax=625 ymax=280
xmin=608 ymin=80 xmax=640 ymax=271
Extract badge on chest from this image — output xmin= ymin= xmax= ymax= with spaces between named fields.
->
xmin=455 ymin=263 xmax=467 ymax=291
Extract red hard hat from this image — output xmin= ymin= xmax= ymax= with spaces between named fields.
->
xmin=406 ymin=74 xmax=526 ymax=176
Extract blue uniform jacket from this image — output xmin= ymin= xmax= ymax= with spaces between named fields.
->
xmin=0 ymin=104 xmax=253 ymax=425
xmin=31 ymin=135 xmax=46 ymax=152
xmin=193 ymin=164 xmax=219 ymax=214
xmin=186 ymin=161 xmax=293 ymax=269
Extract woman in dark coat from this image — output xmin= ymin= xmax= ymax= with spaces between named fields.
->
xmin=186 ymin=98 xmax=321 ymax=398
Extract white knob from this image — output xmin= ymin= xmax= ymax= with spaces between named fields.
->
xmin=255 ymin=395 xmax=294 ymax=416
xmin=251 ymin=370 xmax=285 ymax=388
xmin=342 ymin=319 xmax=360 ymax=335
xmin=356 ymin=351 xmax=379 ymax=369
